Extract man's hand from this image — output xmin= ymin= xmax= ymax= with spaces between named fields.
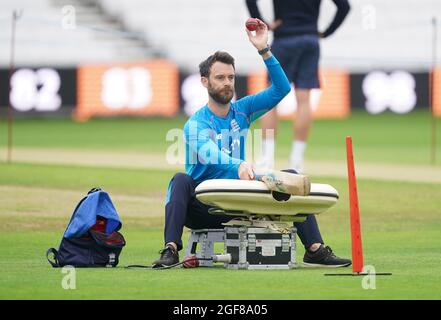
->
xmin=245 ymin=18 xmax=269 ymax=52
xmin=238 ymin=161 xmax=255 ymax=180
xmin=269 ymin=19 xmax=282 ymax=31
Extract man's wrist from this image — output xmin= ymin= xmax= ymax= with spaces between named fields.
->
xmin=258 ymin=45 xmax=271 ymax=55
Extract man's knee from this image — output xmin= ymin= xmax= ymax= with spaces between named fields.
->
xmin=171 ymin=172 xmax=194 ymax=188
xmin=165 ymin=173 xmax=194 ymax=206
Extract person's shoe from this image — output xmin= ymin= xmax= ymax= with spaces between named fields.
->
xmin=289 ymin=162 xmax=304 ymax=174
xmin=152 ymin=245 xmax=179 ymax=268
xmin=303 ymin=245 xmax=351 ymax=268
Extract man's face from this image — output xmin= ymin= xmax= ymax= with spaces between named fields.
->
xmin=203 ymin=61 xmax=235 ymax=105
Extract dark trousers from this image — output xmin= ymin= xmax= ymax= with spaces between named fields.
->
xmin=164 ymin=173 xmax=324 ymax=251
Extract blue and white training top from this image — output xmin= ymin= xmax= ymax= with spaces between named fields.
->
xmin=184 ymin=55 xmax=291 ymax=184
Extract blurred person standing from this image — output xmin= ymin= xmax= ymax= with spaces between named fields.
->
xmin=246 ymin=0 xmax=350 ymax=172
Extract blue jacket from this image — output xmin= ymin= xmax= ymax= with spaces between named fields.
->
xmin=184 ymin=54 xmax=290 ymax=184
xmin=64 ymin=190 xmax=121 ymax=238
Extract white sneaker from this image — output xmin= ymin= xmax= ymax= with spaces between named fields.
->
xmin=289 ymin=160 xmax=304 ymax=174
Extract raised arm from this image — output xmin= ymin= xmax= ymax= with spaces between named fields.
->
xmin=321 ymin=0 xmax=351 ymax=38
xmin=240 ymin=19 xmax=291 ymax=122
xmin=245 ymin=0 xmax=282 ymax=30
xmin=245 ymin=0 xmax=264 ymax=22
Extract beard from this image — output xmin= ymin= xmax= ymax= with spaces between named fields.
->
xmin=208 ymin=84 xmax=234 ymax=105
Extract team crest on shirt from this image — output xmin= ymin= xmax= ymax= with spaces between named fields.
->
xmin=230 ymin=119 xmax=240 ymax=132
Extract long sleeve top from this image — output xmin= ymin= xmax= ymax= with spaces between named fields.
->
xmin=184 ymin=55 xmax=291 ymax=184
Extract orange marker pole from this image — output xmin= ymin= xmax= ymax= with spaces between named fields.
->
xmin=346 ymin=136 xmax=364 ymax=273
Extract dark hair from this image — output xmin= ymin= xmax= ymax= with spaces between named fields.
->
xmin=199 ymin=51 xmax=235 ymax=77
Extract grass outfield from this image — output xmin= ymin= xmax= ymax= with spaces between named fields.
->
xmin=1 ymin=111 xmax=441 ymax=299
xmin=1 ymin=110 xmax=440 ymax=165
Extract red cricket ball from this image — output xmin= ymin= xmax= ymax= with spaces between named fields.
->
xmin=183 ymin=255 xmax=199 ymax=268
xmin=245 ymin=18 xmax=259 ymax=31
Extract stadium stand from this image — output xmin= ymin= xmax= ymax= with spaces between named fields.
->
xmin=0 ymin=0 xmax=154 ymax=67
xmin=0 ymin=0 xmax=440 ymax=73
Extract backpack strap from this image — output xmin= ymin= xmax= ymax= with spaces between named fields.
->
xmin=88 ymin=187 xmax=102 ymax=194
xmin=46 ymin=248 xmax=60 ymax=267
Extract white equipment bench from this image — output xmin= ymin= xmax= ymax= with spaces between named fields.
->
xmin=185 ymin=179 xmax=339 ymax=269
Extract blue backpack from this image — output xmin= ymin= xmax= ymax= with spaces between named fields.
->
xmin=46 ymin=188 xmax=126 ymax=268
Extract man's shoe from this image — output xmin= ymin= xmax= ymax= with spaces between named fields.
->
xmin=152 ymin=245 xmax=179 ymax=268
xmin=303 ymin=245 xmax=351 ymax=268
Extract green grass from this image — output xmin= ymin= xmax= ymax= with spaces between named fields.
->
xmin=268 ymin=110 xmax=441 ymax=164
xmin=0 ymin=117 xmax=185 ymax=153
xmin=2 ymin=110 xmax=441 ymax=165
xmin=2 ymin=228 xmax=440 ymax=299
xmin=1 ymin=162 xmax=441 ymax=299
xmin=0 ymin=162 xmax=173 ymax=195
xmin=1 ymin=112 xmax=441 ymax=299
